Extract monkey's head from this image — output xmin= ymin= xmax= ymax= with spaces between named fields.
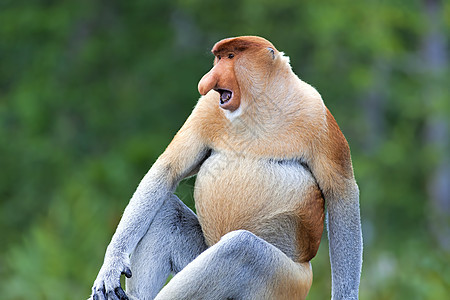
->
xmin=198 ymin=36 xmax=280 ymax=113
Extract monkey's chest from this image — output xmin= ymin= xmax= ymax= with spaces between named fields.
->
xmin=194 ymin=152 xmax=317 ymax=248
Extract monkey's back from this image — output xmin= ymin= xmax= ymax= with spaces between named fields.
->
xmin=194 ymin=151 xmax=324 ymax=262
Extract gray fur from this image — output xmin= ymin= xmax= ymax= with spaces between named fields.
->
xmin=90 ymin=162 xmax=362 ymax=300
xmin=327 ymin=181 xmax=363 ymax=300
xmin=154 ymin=230 xmax=293 ymax=300
xmin=126 ymin=195 xmax=207 ymax=300
xmin=90 ymin=154 xmax=207 ymax=299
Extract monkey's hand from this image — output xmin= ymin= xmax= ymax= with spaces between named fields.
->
xmin=90 ymin=252 xmax=132 ymax=300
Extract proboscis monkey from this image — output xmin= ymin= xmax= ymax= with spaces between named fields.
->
xmin=90 ymin=36 xmax=363 ymax=300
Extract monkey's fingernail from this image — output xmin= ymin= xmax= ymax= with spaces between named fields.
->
xmin=115 ymin=287 xmax=129 ymax=300
xmin=123 ymin=267 xmax=132 ymax=278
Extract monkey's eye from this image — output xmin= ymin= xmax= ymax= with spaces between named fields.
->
xmin=228 ymin=53 xmax=234 ymax=59
xmin=217 ymin=55 xmax=221 ymax=60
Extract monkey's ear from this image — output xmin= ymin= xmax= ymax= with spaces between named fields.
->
xmin=267 ymin=47 xmax=275 ymax=59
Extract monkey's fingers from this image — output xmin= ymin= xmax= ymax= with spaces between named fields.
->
xmin=114 ymin=287 xmax=129 ymax=300
xmin=92 ymin=285 xmax=106 ymax=300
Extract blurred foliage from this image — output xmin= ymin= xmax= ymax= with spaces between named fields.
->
xmin=1 ymin=0 xmax=449 ymax=299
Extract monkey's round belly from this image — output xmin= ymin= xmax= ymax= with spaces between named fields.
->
xmin=194 ymin=152 xmax=324 ymax=261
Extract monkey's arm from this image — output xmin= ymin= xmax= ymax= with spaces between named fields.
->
xmin=326 ymin=180 xmax=362 ymax=300
xmin=310 ymin=109 xmax=363 ymax=300
xmin=91 ymin=111 xmax=209 ymax=299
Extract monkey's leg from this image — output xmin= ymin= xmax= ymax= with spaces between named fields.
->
xmin=154 ymin=230 xmax=313 ymax=300
xmin=125 ymin=194 xmax=207 ymax=300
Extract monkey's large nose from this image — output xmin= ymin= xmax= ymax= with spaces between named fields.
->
xmin=198 ymin=70 xmax=217 ymax=96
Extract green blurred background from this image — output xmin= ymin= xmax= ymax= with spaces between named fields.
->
xmin=1 ymin=0 xmax=449 ymax=299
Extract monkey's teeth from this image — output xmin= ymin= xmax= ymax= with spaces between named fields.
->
xmin=220 ymin=90 xmax=232 ymax=103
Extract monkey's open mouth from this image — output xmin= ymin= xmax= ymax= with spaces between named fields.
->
xmin=216 ymin=89 xmax=233 ymax=106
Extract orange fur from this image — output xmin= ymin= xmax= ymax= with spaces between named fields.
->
xmin=158 ymin=36 xmax=355 ymax=299
xmin=273 ymin=262 xmax=313 ymax=299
